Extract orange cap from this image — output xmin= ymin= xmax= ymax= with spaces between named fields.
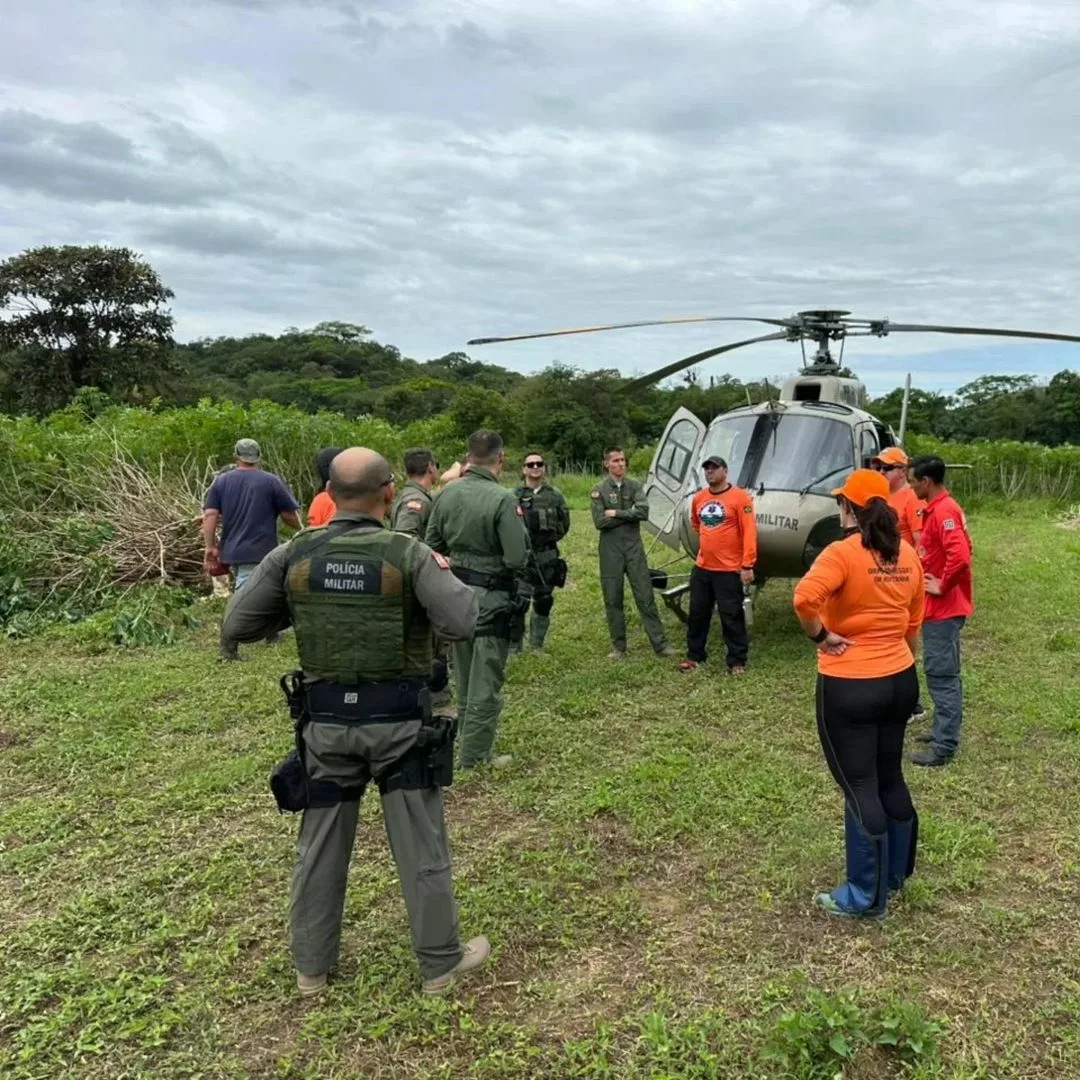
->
xmin=832 ymin=468 xmax=890 ymax=507
xmin=871 ymin=446 xmax=908 ymax=466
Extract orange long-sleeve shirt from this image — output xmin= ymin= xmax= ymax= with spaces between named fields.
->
xmin=690 ymin=484 xmax=757 ymax=572
xmin=307 ymin=490 xmax=336 ymax=527
xmin=793 ymin=532 xmax=925 ymax=678
xmin=888 ymin=484 xmax=924 ymax=547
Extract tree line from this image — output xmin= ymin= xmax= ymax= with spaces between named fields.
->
xmin=2 ymin=245 xmax=1078 ymax=463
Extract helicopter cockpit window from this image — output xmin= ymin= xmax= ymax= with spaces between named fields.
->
xmin=655 ymin=418 xmax=700 ymax=491
xmin=859 ymin=426 xmax=879 ymax=465
xmin=700 ymin=415 xmax=758 ymax=488
xmin=753 ymin=415 xmax=854 ymax=495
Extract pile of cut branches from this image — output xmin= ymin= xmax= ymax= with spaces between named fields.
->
xmin=1057 ymin=504 xmax=1080 ymax=530
xmin=1 ymin=444 xmax=214 ymax=619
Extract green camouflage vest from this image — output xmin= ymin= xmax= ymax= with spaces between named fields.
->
xmin=285 ymin=524 xmax=432 ymax=682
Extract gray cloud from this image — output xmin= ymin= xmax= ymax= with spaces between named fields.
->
xmin=1 ymin=0 xmax=1079 ymax=394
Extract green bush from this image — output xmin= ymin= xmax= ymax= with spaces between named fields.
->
xmin=761 ymin=986 xmax=944 ymax=1078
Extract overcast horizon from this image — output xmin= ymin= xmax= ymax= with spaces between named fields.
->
xmin=2 ymin=0 xmax=1080 ymax=397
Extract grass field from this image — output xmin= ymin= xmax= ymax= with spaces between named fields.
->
xmin=2 ymin=498 xmax=1079 ymax=1079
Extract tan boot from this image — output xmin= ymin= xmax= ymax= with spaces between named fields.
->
xmin=296 ymin=972 xmax=327 ymax=998
xmin=421 ymin=936 xmax=491 ymax=996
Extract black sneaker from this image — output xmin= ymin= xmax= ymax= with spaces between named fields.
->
xmin=910 ymin=747 xmax=953 ymax=767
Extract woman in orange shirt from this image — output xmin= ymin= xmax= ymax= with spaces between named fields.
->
xmin=307 ymin=446 xmax=343 ymax=526
xmin=793 ymin=469 xmax=925 ymax=919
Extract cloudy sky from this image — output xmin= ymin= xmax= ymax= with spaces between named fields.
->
xmin=2 ymin=0 xmax=1079 ymax=395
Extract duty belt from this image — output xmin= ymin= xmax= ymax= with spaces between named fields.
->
xmin=451 ymin=565 xmax=515 ymax=592
xmin=292 ymin=675 xmax=429 ymax=724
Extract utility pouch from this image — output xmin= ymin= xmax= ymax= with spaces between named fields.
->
xmin=550 ymin=557 xmax=568 ymax=589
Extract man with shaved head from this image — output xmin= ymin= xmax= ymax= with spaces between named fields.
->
xmin=221 ymin=447 xmax=491 ymax=998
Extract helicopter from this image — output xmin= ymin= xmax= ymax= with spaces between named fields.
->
xmin=468 ymin=309 xmax=1080 ymax=620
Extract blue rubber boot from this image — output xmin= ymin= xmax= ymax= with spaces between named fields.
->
xmin=886 ymin=812 xmax=918 ymax=893
xmin=815 ymin=803 xmax=889 ymax=919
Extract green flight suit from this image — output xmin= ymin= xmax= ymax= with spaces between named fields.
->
xmin=425 ymin=466 xmax=530 ymax=767
xmin=390 ymin=480 xmax=434 ymax=538
xmin=513 ymin=481 xmax=570 ymax=648
xmin=590 ymin=475 xmax=669 ymax=654
xmin=220 ymin=511 xmax=479 ymax=983
xmin=389 ymin=480 xmax=450 ymax=706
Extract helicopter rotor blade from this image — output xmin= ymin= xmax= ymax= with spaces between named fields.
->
xmin=880 ymin=322 xmax=1080 ymax=345
xmin=467 ymin=315 xmax=791 ymax=346
xmin=619 ymin=331 xmax=791 ymax=393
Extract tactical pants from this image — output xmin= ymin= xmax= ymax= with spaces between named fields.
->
xmin=514 ymin=561 xmax=555 ymax=650
xmin=598 ymin=534 xmax=668 ymax=653
xmin=923 ymin=616 xmax=966 ymax=757
xmin=687 ymin=567 xmax=748 ymax=668
xmin=290 ymin=718 xmax=463 ymax=981
xmin=453 ymin=634 xmax=510 ymax=767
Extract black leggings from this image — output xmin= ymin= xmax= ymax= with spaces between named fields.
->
xmin=816 ymin=666 xmax=918 ymax=837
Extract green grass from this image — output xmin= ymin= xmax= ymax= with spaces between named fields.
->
xmin=2 ymin=501 xmax=1080 ymax=1078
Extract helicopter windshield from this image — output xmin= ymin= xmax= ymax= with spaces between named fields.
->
xmin=699 ymin=414 xmax=758 ymax=486
xmin=754 ymin=414 xmax=853 ymax=495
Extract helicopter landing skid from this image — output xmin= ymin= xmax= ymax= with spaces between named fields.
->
xmin=659 ymin=578 xmax=768 ymax=626
xmin=660 ymin=582 xmax=691 ymax=625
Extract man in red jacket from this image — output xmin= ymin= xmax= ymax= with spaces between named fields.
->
xmin=907 ymin=455 xmax=973 ymax=767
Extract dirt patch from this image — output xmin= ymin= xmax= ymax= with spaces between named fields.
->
xmin=0 ymin=730 xmax=25 ymax=749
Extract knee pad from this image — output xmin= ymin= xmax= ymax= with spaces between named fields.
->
xmin=533 ymin=591 xmax=554 ymax=616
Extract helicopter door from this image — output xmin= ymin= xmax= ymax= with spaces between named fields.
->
xmin=856 ymin=423 xmax=880 ymax=468
xmin=643 ymin=407 xmax=706 ymax=547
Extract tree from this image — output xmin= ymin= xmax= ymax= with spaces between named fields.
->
xmin=0 ymin=245 xmax=175 ymax=413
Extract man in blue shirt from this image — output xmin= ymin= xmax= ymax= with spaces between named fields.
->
xmin=202 ymin=438 xmax=301 ymax=658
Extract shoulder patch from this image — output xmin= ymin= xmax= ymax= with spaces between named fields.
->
xmin=432 ymin=552 xmax=450 ymax=570
xmin=943 ymin=518 xmax=955 ymax=530
xmin=515 ymin=504 xmax=524 ymax=516
xmin=406 ymin=500 xmax=424 ymax=511
xmin=743 ymin=503 xmax=753 ymax=512
xmin=590 ymin=490 xmax=600 ymax=499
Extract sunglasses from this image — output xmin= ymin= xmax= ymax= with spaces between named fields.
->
xmin=381 ymin=473 xmax=395 ymax=487
xmin=525 ymin=461 xmax=545 ymax=468
xmin=872 ymin=463 xmax=902 ymax=473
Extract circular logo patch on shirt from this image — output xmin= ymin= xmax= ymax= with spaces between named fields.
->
xmin=700 ymin=500 xmax=726 ymax=527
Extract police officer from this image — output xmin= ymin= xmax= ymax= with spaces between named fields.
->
xmin=391 ymin=447 xmax=453 ymax=712
xmin=513 ymin=452 xmax=570 ymax=650
xmin=591 ymin=446 xmax=675 ymax=659
xmin=390 ymin=448 xmax=439 ymax=536
xmin=221 ymin=448 xmax=490 ymax=997
xmin=425 ymin=430 xmax=530 ymax=769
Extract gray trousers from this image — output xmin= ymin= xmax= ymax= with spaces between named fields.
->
xmin=923 ymin=616 xmax=966 ymax=756
xmin=453 ymin=634 xmax=510 ymax=768
xmin=290 ymin=719 xmax=463 ymax=981
xmin=598 ymin=536 xmax=668 ymax=653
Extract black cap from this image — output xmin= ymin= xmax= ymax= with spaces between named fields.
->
xmin=702 ymin=456 xmax=727 ymax=469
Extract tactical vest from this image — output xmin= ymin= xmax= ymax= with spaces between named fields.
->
xmin=285 ymin=524 xmax=432 ymax=683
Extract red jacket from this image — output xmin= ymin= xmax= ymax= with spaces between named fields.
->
xmin=918 ymin=490 xmax=973 ymax=621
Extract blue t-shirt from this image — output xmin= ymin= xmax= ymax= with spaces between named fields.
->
xmin=204 ymin=468 xmax=299 ymax=566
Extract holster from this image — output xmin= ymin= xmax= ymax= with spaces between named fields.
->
xmin=550 ymin=557 xmax=568 ymax=589
xmin=378 ymin=714 xmax=458 ymax=794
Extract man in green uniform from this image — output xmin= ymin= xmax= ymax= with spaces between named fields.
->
xmin=591 ymin=446 xmax=675 ymax=659
xmin=390 ymin=447 xmax=452 ymax=711
xmin=221 ymin=448 xmax=490 ymax=997
xmin=425 ymin=430 xmax=530 ymax=769
xmin=513 ymin=451 xmax=570 ymax=650
xmin=390 ymin=448 xmax=439 ymax=536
